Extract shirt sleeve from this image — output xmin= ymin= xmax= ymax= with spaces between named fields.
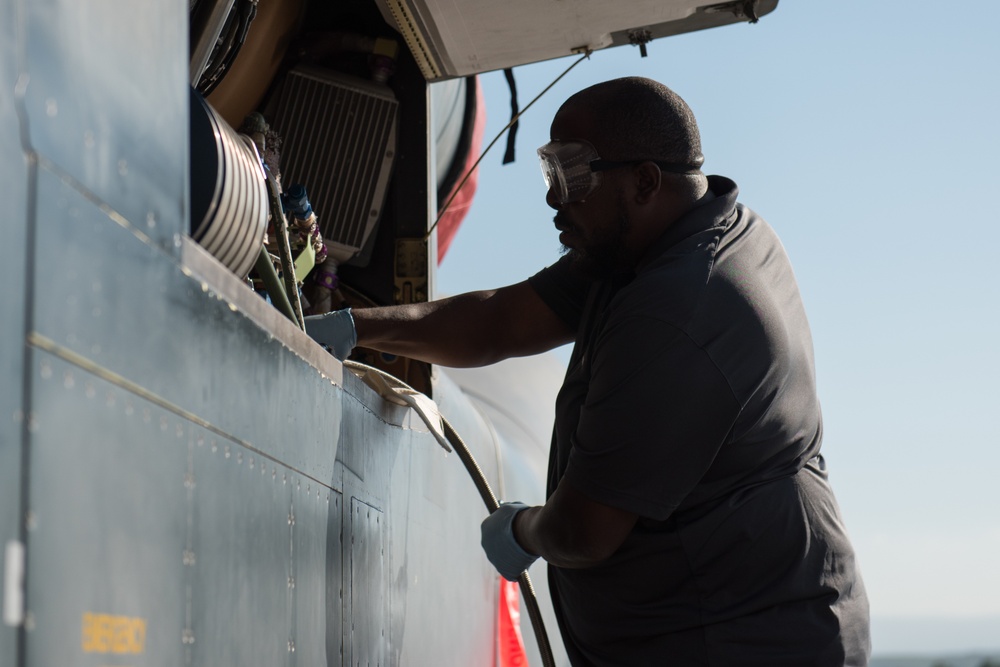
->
xmin=527 ymin=255 xmax=592 ymax=333
xmin=563 ymin=315 xmax=742 ymax=521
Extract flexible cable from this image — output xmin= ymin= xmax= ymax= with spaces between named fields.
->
xmin=344 ymin=360 xmax=557 ymax=667
xmin=425 ymin=50 xmax=591 ymax=242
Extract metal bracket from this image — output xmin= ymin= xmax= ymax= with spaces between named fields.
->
xmin=628 ymin=28 xmax=654 ymax=57
xmin=393 ymin=238 xmax=428 ymax=305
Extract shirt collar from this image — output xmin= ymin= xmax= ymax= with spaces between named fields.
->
xmin=636 ymin=175 xmax=740 ymax=272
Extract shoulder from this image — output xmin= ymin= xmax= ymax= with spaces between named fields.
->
xmin=611 ymin=236 xmax=717 ymax=334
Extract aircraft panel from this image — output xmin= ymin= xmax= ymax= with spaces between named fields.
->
xmin=387 ymin=374 xmax=505 ymax=663
xmin=349 ymin=498 xmax=388 ymax=666
xmin=24 ymin=350 xmax=188 ymax=666
xmin=190 ymin=430 xmax=296 ymax=666
xmin=18 ymin=0 xmax=187 ymax=251
xmin=376 ymin=0 xmax=778 ymax=80
xmin=297 ymin=486 xmax=342 ymax=667
xmin=29 ymin=166 xmax=345 ymax=484
xmin=329 ymin=371 xmax=511 ymax=664
xmin=1 ymin=0 xmax=29 ymax=659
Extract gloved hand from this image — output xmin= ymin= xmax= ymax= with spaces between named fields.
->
xmin=304 ymin=308 xmax=357 ymax=360
xmin=481 ymin=501 xmax=538 ymax=581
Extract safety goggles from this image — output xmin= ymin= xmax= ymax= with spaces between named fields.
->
xmin=537 ymin=139 xmax=703 ymax=204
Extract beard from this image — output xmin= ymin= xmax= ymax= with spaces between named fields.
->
xmin=556 ymin=192 xmax=634 ymax=279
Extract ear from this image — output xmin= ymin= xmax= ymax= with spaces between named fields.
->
xmin=632 ymin=162 xmax=662 ymax=205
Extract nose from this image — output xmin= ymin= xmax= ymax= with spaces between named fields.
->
xmin=545 ymin=187 xmax=562 ymax=210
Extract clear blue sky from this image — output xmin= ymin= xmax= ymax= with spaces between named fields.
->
xmin=436 ymin=0 xmax=1000 ymax=656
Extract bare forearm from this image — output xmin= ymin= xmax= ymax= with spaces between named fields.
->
xmin=353 ymin=282 xmax=572 ymax=367
xmin=512 ymin=481 xmax=638 ymax=569
xmin=513 ymin=505 xmax=606 ymax=569
xmin=354 ymin=292 xmax=504 ymax=367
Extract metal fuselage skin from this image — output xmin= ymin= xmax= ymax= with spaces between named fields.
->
xmin=0 ymin=1 xmax=552 ymax=665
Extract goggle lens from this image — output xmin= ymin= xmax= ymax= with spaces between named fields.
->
xmin=537 ymin=141 xmax=603 ymax=204
xmin=537 ymin=140 xmax=705 ymax=205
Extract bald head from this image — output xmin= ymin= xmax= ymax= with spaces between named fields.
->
xmin=557 ymin=77 xmax=704 ymax=169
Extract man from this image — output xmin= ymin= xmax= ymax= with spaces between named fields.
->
xmin=307 ymin=77 xmax=870 ymax=665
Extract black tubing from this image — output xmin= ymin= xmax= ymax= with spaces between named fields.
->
xmin=345 ymin=361 xmax=557 ymax=667
xmin=442 ymin=420 xmax=557 ymax=667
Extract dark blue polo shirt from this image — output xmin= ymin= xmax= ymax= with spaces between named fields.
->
xmin=528 ymin=176 xmax=870 ymax=666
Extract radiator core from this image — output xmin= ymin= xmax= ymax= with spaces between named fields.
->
xmin=269 ymin=66 xmax=398 ymax=265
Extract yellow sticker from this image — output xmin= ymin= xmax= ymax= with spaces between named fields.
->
xmin=81 ymin=612 xmax=146 ymax=654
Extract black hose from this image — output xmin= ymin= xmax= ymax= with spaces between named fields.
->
xmin=345 ymin=361 xmax=557 ymax=667
xmin=442 ymin=420 xmax=557 ymax=667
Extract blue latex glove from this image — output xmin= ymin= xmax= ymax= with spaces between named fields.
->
xmin=481 ymin=501 xmax=538 ymax=581
xmin=304 ymin=308 xmax=357 ymax=360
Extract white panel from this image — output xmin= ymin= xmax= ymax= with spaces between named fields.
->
xmin=377 ymin=0 xmax=779 ymax=79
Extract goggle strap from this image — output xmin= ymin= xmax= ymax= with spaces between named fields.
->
xmin=590 ymin=159 xmax=702 ymax=175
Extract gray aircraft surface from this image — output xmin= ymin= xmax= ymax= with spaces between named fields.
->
xmin=0 ymin=0 xmax=776 ymax=664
